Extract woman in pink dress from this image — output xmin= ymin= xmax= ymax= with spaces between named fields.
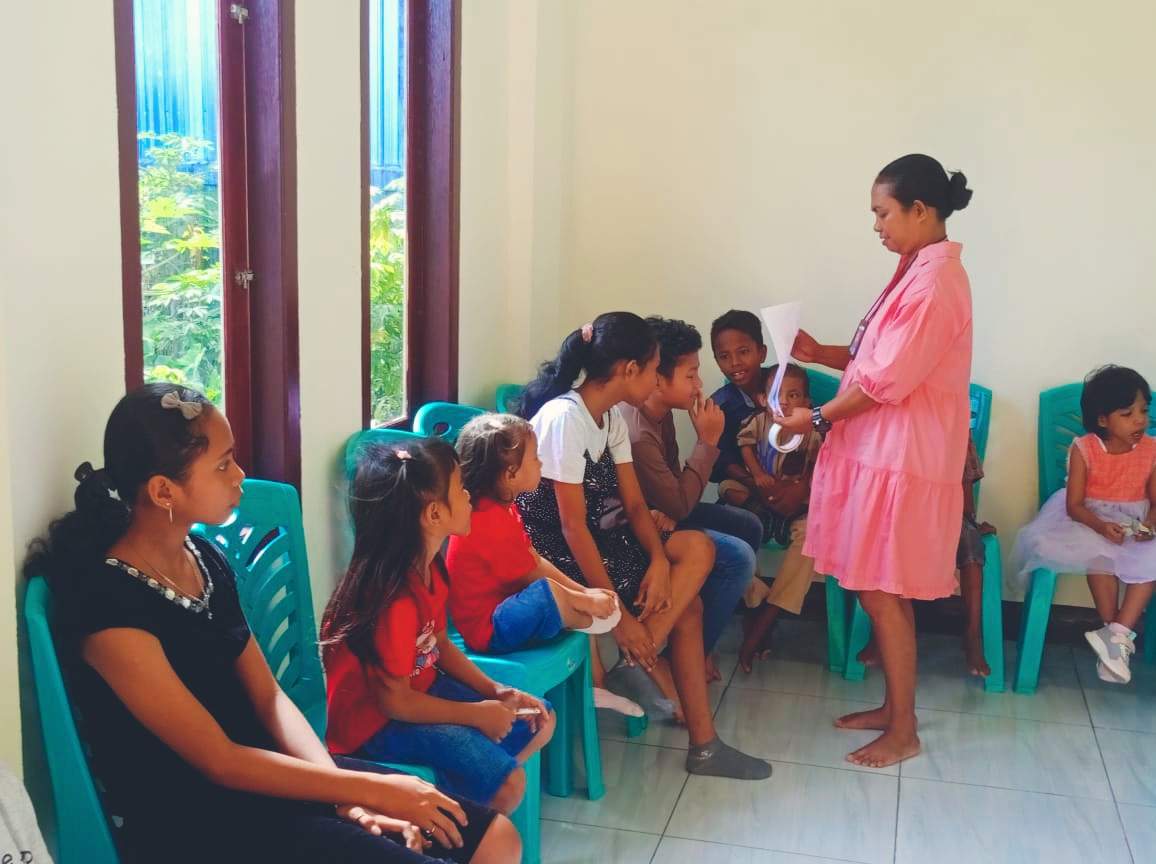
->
xmin=775 ymin=154 xmax=974 ymax=769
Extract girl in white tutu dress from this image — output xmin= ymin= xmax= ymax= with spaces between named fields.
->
xmin=1014 ymin=365 xmax=1156 ymax=684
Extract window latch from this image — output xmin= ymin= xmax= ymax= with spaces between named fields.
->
xmin=234 ymin=269 xmax=254 ymax=290
xmin=230 ymin=4 xmax=249 ymax=24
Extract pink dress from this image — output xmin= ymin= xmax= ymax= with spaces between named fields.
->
xmin=804 ymin=240 xmax=973 ymax=599
xmin=1012 ymin=435 xmax=1156 ymax=585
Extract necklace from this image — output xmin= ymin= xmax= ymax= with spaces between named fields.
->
xmin=106 ymin=538 xmax=215 ymax=618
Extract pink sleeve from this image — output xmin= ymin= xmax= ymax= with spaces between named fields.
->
xmin=855 ymin=277 xmax=968 ymax=406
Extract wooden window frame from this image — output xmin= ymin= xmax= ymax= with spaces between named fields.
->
xmin=115 ymin=0 xmax=301 ymax=486
xmin=361 ymin=0 xmax=461 ymax=428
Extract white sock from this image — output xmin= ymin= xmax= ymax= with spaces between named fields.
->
xmin=1108 ymin=622 xmax=1133 ymax=637
xmin=593 ymin=687 xmax=645 ymax=717
xmin=576 ymin=598 xmax=622 ymax=635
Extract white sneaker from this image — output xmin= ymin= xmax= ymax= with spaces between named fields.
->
xmin=1096 ymin=661 xmax=1127 ymax=685
xmin=1085 ymin=625 xmax=1136 ymax=683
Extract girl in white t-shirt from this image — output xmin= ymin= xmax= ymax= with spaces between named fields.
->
xmin=516 ymin=312 xmax=770 ymax=780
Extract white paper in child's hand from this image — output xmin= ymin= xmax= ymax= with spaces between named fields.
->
xmin=759 ymin=302 xmax=804 ymax=453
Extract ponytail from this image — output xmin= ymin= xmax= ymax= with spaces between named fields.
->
xmin=321 ymin=437 xmax=460 ymax=668
xmin=518 ymin=311 xmax=657 ymax=420
xmin=24 ymin=383 xmax=213 ymax=592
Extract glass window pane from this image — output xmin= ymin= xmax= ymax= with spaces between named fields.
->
xmin=368 ymin=0 xmax=408 ymax=425
xmin=135 ymin=0 xmax=225 ymax=406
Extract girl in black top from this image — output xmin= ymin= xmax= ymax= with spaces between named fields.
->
xmin=27 ymin=384 xmax=519 ymax=864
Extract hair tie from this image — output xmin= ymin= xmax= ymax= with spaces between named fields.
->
xmin=395 ymin=449 xmax=412 ymax=461
xmin=161 ymin=390 xmax=203 ymax=420
xmin=580 ymin=323 xmax=594 ymax=343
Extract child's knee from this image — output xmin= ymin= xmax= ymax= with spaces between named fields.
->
xmin=474 ymin=813 xmax=522 ymax=864
xmin=491 ymin=767 xmax=526 ymax=814
xmin=676 ymin=530 xmax=716 ymax=571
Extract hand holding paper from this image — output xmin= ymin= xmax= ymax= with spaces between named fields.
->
xmin=759 ymin=302 xmax=805 ymax=453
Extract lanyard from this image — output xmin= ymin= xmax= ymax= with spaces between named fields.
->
xmin=849 ymin=254 xmax=915 ymax=358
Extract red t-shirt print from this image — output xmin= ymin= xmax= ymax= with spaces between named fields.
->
xmin=323 ymin=562 xmax=449 ymax=755
xmin=445 ymin=497 xmax=538 ymax=651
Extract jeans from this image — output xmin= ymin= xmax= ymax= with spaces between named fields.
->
xmin=680 ymin=503 xmax=762 ymax=652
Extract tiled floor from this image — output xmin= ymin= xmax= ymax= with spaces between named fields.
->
xmin=539 ymin=619 xmax=1156 ymax=864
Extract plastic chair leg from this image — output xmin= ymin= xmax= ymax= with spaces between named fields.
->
xmin=624 ymin=713 xmax=649 ymax=737
xmin=981 ymin=534 xmax=1006 ymax=693
xmin=543 ymin=679 xmax=572 ymax=798
xmin=1014 ymin=568 xmax=1057 ymax=694
xmin=510 ymin=750 xmax=542 ymax=864
xmin=1146 ymin=600 xmax=1156 ymax=664
xmin=578 ymin=653 xmax=605 ymax=801
xmin=843 ymin=596 xmax=872 ymax=681
xmin=825 ymin=576 xmax=849 ymax=673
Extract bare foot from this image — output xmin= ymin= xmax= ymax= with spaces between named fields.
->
xmin=846 ymin=730 xmax=921 ymax=768
xmin=705 ymin=654 xmax=721 ymax=684
xmin=834 ymin=705 xmax=891 ymax=731
xmin=739 ymin=605 xmax=780 ymax=673
xmin=647 ymin=657 xmax=686 ymax=725
xmin=963 ymin=631 xmax=990 ymax=677
xmin=856 ymin=638 xmax=881 ymax=667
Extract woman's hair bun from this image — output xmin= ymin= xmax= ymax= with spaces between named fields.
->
xmin=948 ymin=171 xmax=973 ymax=212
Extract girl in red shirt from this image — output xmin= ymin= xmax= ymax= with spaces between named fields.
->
xmin=322 ymin=438 xmax=554 ymax=815
xmin=447 ymin=414 xmax=620 ymax=654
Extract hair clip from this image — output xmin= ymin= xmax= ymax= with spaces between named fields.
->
xmin=160 ymin=390 xmax=204 ymax=420
xmin=580 ymin=323 xmax=594 ymax=343
xmin=395 ymin=449 xmax=412 ymax=461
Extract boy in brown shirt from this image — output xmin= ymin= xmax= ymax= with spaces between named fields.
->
xmin=618 ymin=317 xmax=761 ymax=672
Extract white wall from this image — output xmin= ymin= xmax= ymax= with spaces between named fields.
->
xmin=0 ymin=0 xmax=127 ymax=777
xmin=531 ymin=0 xmax=1156 ymax=605
xmin=295 ymin=0 xmax=365 ymax=618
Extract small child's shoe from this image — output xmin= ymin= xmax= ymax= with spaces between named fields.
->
xmin=1085 ymin=624 xmax=1135 ymax=683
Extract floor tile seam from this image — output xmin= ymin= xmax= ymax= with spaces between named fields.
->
xmin=898 ymin=772 xmax=1118 ymax=803
xmin=713 ymin=684 xmax=1099 ymax=728
xmin=655 ymin=827 xmax=877 ymax=864
xmin=1089 ymin=721 xmax=1139 ymax=864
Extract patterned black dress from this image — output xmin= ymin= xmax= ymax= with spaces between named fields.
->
xmin=517 ymin=428 xmax=667 ymax=612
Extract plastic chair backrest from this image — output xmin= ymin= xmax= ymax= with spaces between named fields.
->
xmin=495 ymin=384 xmax=524 ymax=414
xmin=1037 ymin=382 xmax=1156 ymax=506
xmin=970 ymin=382 xmax=993 ymax=462
xmin=806 ymin=369 xmax=840 ymax=407
xmin=413 ymin=402 xmax=486 ymax=444
xmin=24 ymin=576 xmax=122 ymax=864
xmin=344 ymin=427 xmax=425 ymax=482
xmin=194 ymin=479 xmax=328 ymax=737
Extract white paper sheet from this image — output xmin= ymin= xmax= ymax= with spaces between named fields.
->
xmin=759 ymin=302 xmax=804 ymax=453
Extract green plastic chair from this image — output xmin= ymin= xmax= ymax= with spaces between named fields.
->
xmin=1014 ymin=383 xmax=1156 ymax=693
xmin=193 ymin=479 xmax=435 ymax=782
xmin=25 ymin=576 xmax=123 ymax=864
xmin=413 ymin=401 xmax=487 ymax=443
xmin=495 ymin=384 xmax=525 ymax=414
xmin=828 ymin=383 xmax=1006 ymax=693
xmin=343 ymin=426 xmax=424 ymax=481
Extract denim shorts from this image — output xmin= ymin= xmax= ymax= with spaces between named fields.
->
xmin=357 ymin=675 xmax=551 ymax=805
xmin=957 ymin=517 xmax=987 ymax=569
xmin=488 ymin=578 xmax=565 ymax=654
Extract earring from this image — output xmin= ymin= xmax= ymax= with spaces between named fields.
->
xmin=167 ymin=505 xmax=173 ymax=525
